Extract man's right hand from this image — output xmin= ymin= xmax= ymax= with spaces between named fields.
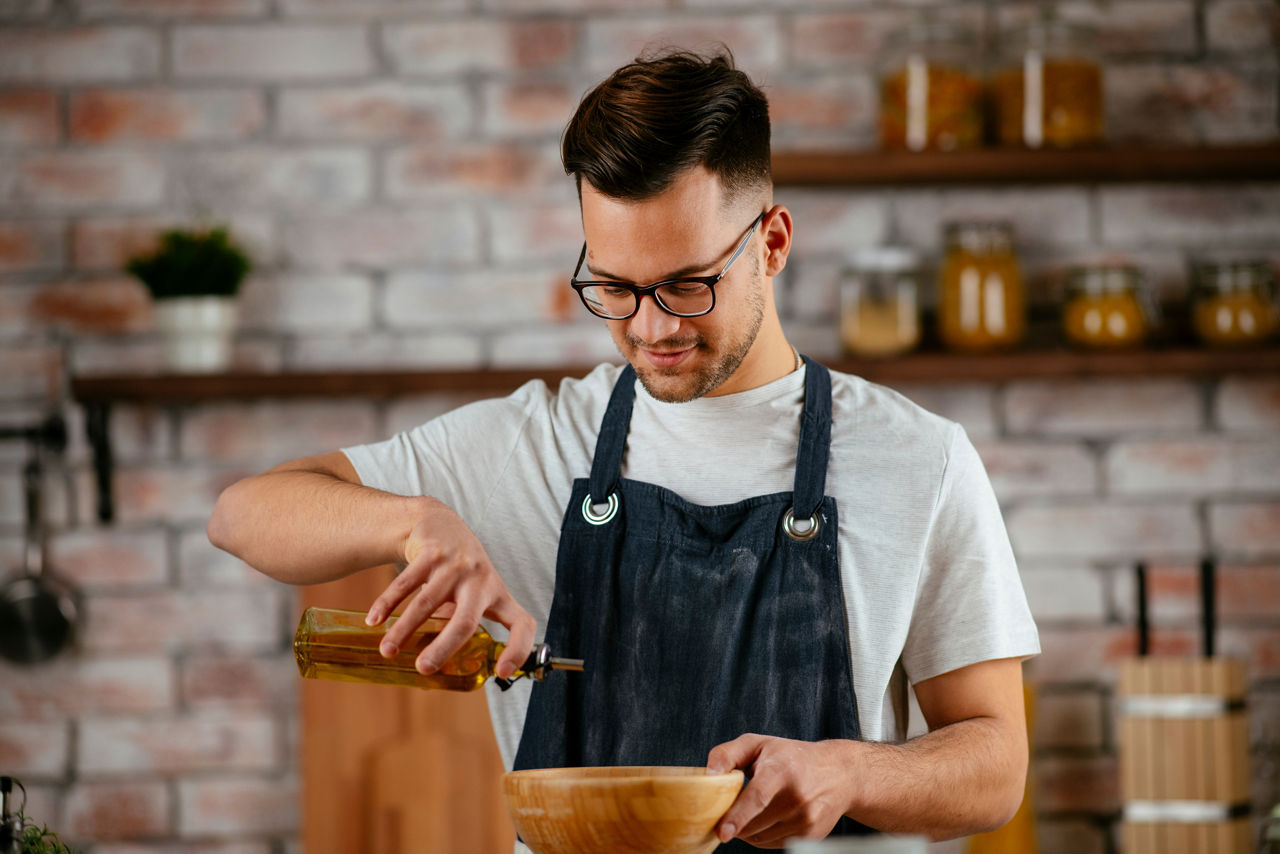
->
xmin=364 ymin=500 xmax=537 ymax=680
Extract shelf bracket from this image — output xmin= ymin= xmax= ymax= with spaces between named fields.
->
xmin=84 ymin=403 xmax=115 ymax=523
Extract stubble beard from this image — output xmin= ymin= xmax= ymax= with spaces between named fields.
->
xmin=622 ymin=262 xmax=767 ymax=404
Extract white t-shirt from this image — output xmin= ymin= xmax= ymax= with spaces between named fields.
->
xmin=343 ymin=361 xmax=1040 ymax=769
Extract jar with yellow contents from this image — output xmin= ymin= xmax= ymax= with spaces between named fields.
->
xmin=839 ymin=246 xmax=922 ymax=358
xmin=1062 ymin=265 xmax=1152 ymax=349
xmin=992 ymin=18 xmax=1103 ymax=149
xmin=938 ymin=222 xmax=1026 ymax=352
xmin=878 ymin=20 xmax=984 ymax=152
xmin=1190 ymin=260 xmax=1279 ymax=347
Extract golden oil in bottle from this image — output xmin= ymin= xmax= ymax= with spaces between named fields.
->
xmin=293 ymin=606 xmax=582 ymax=692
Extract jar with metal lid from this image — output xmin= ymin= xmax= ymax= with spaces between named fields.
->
xmin=992 ymin=18 xmax=1103 ymax=149
xmin=879 ymin=20 xmax=984 ymax=152
xmin=840 ymin=246 xmax=922 ymax=358
xmin=938 ymin=222 xmax=1025 ymax=352
xmin=1190 ymin=259 xmax=1278 ymax=346
xmin=1062 ymin=265 xmax=1152 ymax=349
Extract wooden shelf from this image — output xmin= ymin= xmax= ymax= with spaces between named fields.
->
xmin=771 ymin=144 xmax=1280 ymax=186
xmin=70 ymin=347 xmax=1280 ymax=406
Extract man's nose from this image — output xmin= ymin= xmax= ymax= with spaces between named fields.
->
xmin=628 ymin=292 xmax=681 ymax=342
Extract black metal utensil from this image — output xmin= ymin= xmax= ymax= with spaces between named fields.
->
xmin=0 ymin=452 xmax=77 ymax=665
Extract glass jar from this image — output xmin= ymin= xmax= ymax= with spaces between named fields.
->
xmin=1190 ymin=260 xmax=1279 ymax=346
xmin=840 ymin=246 xmax=922 ymax=358
xmin=879 ymin=21 xmax=984 ymax=152
xmin=992 ymin=19 xmax=1103 ymax=149
xmin=938 ymin=222 xmax=1025 ymax=352
xmin=1062 ymin=265 xmax=1151 ymax=349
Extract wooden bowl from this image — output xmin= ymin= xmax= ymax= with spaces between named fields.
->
xmin=503 ymin=766 xmax=744 ymax=854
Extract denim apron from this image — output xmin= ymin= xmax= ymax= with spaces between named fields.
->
xmin=513 ymin=357 xmax=865 ymax=848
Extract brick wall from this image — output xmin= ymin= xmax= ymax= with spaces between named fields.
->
xmin=1 ymin=2 xmax=1278 ymax=853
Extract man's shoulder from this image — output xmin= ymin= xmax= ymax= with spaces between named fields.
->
xmin=825 ymin=365 xmax=959 ymax=445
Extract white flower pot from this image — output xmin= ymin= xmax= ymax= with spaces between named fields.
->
xmin=152 ymin=296 xmax=238 ymax=373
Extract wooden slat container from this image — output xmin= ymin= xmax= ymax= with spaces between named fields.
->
xmin=1117 ymin=657 xmax=1252 ymax=854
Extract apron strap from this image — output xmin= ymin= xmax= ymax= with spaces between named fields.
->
xmin=587 ymin=364 xmax=636 ymax=508
xmin=791 ymin=356 xmax=832 ymax=521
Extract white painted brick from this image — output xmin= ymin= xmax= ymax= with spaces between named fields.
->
xmin=69 ymin=87 xmax=266 ymax=143
xmin=81 ymin=588 xmax=284 ymax=652
xmin=1033 ymin=690 xmax=1105 ymax=751
xmin=107 ymin=462 xmax=262 ymax=525
xmin=180 ymin=400 xmax=379 ymax=461
xmin=237 ymin=272 xmax=374 ymax=333
xmin=1003 ymin=379 xmax=1202 ymax=437
xmin=783 ymin=320 xmax=842 ymax=362
xmin=1209 ymin=501 xmax=1280 ymax=558
xmin=1206 ymin=0 xmax=1280 ymax=53
xmin=488 ymin=201 xmax=583 ymax=265
xmin=480 ymin=79 xmax=579 ymax=139
xmin=49 ymin=526 xmax=168 ymax=589
xmin=1006 ymin=501 xmax=1201 ymax=559
xmin=385 ymin=267 xmax=564 ymax=330
xmin=1107 ymin=61 xmax=1279 ymax=145
xmin=174 ymin=148 xmax=371 ymax=211
xmin=0 ymin=721 xmax=70 ymax=777
xmin=779 ymin=259 xmax=839 ymax=324
xmin=63 ymin=781 xmax=171 ymax=840
xmin=787 ymin=9 xmax=920 ymax=71
xmin=491 ymin=322 xmax=619 ymax=369
xmin=280 ymin=0 xmax=466 ymax=15
xmin=1107 ymin=437 xmax=1280 ymax=495
xmin=180 ymin=654 xmax=298 ymax=710
xmin=0 ymin=219 xmax=64 ymax=273
xmin=1020 ymin=562 xmax=1110 ymax=622
xmin=973 ymin=440 xmax=1098 ymax=501
xmin=998 ymin=1 xmax=1196 ymax=55
xmin=1 ymin=150 xmax=166 ymax=212
xmin=68 ymin=336 xmax=284 ymax=376
xmin=278 ymin=82 xmax=472 ymax=142
xmin=0 ymin=0 xmax=52 ymax=20
xmin=776 ymin=190 xmax=890 ymax=258
xmin=0 ymin=656 xmax=174 ymax=716
xmin=79 ymin=714 xmax=277 ymax=774
xmin=286 ymin=331 xmax=484 ymax=370
xmin=0 ymin=90 xmax=59 ymax=145
xmin=383 ymin=18 xmax=576 ymax=75
xmin=173 ymin=25 xmax=373 ymax=80
xmin=1217 ymin=377 xmax=1280 ymax=431
xmin=178 ymin=526 xmax=284 ymax=588
xmin=891 ymin=188 xmax=1093 ymax=252
xmin=479 ymin=0 xmax=658 ymax=10
xmin=0 ymin=26 xmax=161 ymax=82
xmin=282 ymin=208 xmax=482 ymax=269
xmin=384 ymin=393 xmax=496 ymax=437
xmin=80 ymin=0 xmax=268 ymax=18
xmin=1113 ymin=562 xmax=1280 ymax=624
xmin=583 ymin=14 xmax=783 ymax=75
xmin=766 ymin=71 xmax=878 ymax=149
xmin=1100 ymin=183 xmax=1280 ymax=245
xmin=384 ymin=142 xmax=565 ymax=201
xmin=884 ymin=383 xmax=999 ymax=440
xmin=178 ymin=776 xmax=299 ymax=836
xmin=73 ymin=212 xmax=277 ymax=272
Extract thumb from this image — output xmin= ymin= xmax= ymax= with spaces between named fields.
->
xmin=706 ymin=732 xmax=767 ymax=774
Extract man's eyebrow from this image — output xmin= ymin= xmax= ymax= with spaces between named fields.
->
xmin=585 ymin=254 xmax=719 ymax=284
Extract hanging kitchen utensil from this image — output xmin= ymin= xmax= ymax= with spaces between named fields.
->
xmin=1117 ymin=558 xmax=1253 ymax=854
xmin=1 ymin=776 xmax=24 ymax=854
xmin=0 ymin=447 xmax=78 ymax=665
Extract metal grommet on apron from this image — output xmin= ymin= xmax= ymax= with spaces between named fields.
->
xmin=515 ymin=357 xmax=869 ymax=849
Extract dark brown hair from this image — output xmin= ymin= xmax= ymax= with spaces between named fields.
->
xmin=562 ymin=47 xmax=771 ymax=204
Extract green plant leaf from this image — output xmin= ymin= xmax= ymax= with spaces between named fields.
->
xmin=125 ymin=225 xmax=253 ymax=300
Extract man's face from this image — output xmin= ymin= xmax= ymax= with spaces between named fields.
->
xmin=579 ymin=168 xmax=771 ymax=403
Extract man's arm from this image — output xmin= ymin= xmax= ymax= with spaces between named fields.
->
xmin=707 ymin=657 xmax=1028 ymax=847
xmin=207 ymin=451 xmax=536 ymax=677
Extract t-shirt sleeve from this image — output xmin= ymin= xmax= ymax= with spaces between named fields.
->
xmin=901 ymin=423 xmax=1040 ymax=685
xmin=340 ymin=385 xmax=544 ymax=524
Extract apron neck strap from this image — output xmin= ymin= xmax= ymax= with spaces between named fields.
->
xmin=588 ymin=364 xmax=636 ymax=503
xmin=792 ymin=356 xmax=833 ymax=519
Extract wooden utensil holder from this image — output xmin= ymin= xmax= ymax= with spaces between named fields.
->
xmin=1117 ymin=559 xmax=1253 ymax=853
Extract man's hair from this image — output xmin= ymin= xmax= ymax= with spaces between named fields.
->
xmin=562 ymin=47 xmax=771 ymax=205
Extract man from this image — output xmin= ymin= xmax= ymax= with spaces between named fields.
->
xmin=208 ymin=49 xmax=1039 ymax=849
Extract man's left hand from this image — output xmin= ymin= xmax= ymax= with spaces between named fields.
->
xmin=706 ymin=733 xmax=856 ymax=848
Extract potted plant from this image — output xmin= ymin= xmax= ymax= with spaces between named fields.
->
xmin=125 ymin=226 xmax=252 ymax=373
xmin=1 ymin=777 xmax=78 ymax=853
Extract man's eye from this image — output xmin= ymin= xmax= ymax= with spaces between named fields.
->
xmin=600 ymin=285 xmax=631 ymax=298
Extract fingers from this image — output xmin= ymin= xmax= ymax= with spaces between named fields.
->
xmin=365 ymin=550 xmax=439 ymax=625
xmin=707 ymin=732 xmax=767 ymax=774
xmin=490 ymin=603 xmax=537 ymax=679
xmin=717 ymin=764 xmax=786 ymax=844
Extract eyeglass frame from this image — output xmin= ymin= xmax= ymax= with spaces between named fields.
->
xmin=570 ymin=211 xmax=767 ymax=320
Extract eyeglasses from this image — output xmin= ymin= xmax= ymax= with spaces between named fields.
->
xmin=570 ymin=212 xmax=766 ymax=320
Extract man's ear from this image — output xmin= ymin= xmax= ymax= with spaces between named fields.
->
xmin=762 ymin=205 xmax=793 ymax=278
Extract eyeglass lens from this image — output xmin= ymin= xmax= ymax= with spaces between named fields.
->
xmin=578 ymin=282 xmax=713 ymax=319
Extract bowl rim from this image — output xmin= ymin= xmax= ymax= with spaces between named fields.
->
xmin=503 ymin=765 xmax=744 ymax=787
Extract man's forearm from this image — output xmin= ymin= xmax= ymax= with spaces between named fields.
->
xmin=842 ymin=717 xmax=1027 ymax=839
xmin=208 ymin=464 xmax=428 ymax=586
